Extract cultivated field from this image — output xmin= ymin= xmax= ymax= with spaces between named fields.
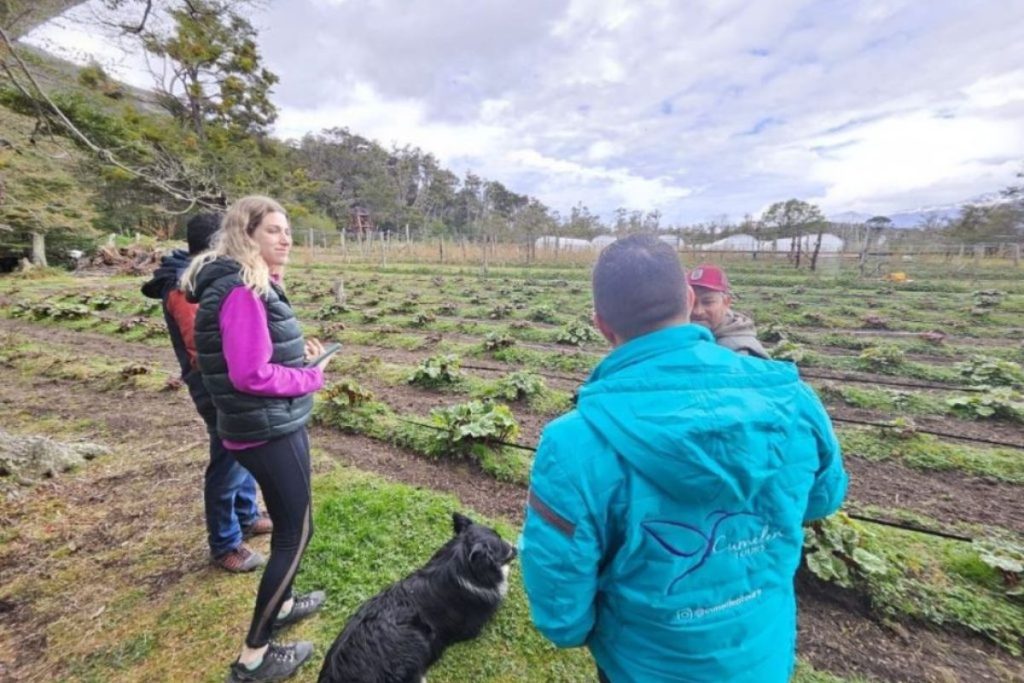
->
xmin=0 ymin=248 xmax=1022 ymax=682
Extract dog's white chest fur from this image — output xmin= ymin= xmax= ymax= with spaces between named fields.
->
xmin=499 ymin=564 xmax=510 ymax=597
xmin=456 ymin=567 xmax=510 ymax=600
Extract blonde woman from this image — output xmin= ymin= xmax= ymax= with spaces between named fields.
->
xmin=182 ymin=196 xmax=332 ymax=682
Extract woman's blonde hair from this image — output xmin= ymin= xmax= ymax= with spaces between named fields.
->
xmin=180 ymin=195 xmax=287 ymax=298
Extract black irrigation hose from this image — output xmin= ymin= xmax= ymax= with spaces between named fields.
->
xmin=830 ymin=415 xmax=1024 ymax=450
xmin=393 ymin=417 xmax=540 ymax=452
xmin=845 ymin=512 xmax=974 ymax=543
xmin=799 ymin=370 xmax=986 ymax=393
xmin=393 ymin=419 xmax=983 ymax=543
xmin=454 ymin=366 xmax=1019 ymax=450
xmin=462 ymin=361 xmax=988 ymax=395
xmin=459 ymin=362 xmax=584 ymax=383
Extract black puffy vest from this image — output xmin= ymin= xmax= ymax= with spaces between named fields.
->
xmin=190 ymin=258 xmax=313 ymax=442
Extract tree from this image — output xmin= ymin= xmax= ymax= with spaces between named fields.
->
xmin=0 ymin=158 xmax=98 ymax=266
xmin=515 ymin=198 xmax=555 ymax=260
xmin=143 ymin=0 xmax=278 ymax=140
xmin=761 ymin=199 xmax=826 ymax=268
xmin=999 ymin=165 xmax=1024 ymax=238
xmin=0 ymin=2 xmax=229 ymax=253
xmin=562 ymin=203 xmax=605 ymax=238
xmin=947 ymin=203 xmax=1023 ymax=243
xmin=452 ymin=172 xmax=485 ymax=238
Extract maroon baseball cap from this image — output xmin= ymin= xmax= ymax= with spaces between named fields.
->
xmin=687 ymin=264 xmax=730 ymax=293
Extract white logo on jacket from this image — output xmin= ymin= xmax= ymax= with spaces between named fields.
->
xmin=712 ymin=525 xmax=783 ymax=558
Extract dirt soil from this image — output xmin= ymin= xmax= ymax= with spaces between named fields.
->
xmin=1 ymin=316 xmax=1023 ymax=682
xmin=844 ymin=456 xmax=1024 ymax=535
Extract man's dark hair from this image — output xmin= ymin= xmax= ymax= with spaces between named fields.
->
xmin=186 ymin=212 xmax=222 ymax=255
xmin=592 ymin=234 xmax=688 ymax=340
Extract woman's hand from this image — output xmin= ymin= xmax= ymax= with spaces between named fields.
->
xmin=304 ymin=338 xmax=325 ymax=364
xmin=305 ymin=338 xmax=336 ymax=371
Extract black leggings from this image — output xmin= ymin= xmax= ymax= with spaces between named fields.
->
xmin=232 ymin=427 xmax=314 ymax=648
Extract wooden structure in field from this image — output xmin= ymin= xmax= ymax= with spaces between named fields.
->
xmin=348 ymin=206 xmax=374 ymax=239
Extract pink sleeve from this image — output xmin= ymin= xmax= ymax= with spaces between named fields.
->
xmin=219 ymin=285 xmax=324 ymax=398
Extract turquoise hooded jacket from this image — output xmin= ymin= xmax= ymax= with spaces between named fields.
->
xmin=520 ymin=324 xmax=847 ymax=682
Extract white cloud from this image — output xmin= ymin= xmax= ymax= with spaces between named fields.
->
xmin=962 ymin=69 xmax=1024 ymax=110
xmin=23 ymin=0 xmax=1024 ymax=223
xmin=276 ymin=82 xmax=508 ymax=162
xmin=551 ymin=0 xmax=641 ymax=37
xmin=805 ymin=111 xmax=1023 ymax=211
xmin=506 ymin=149 xmax=691 ymax=210
xmin=586 ymin=140 xmax=619 ymax=161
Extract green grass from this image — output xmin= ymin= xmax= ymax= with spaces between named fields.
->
xmin=859 ymin=522 xmax=1024 ymax=656
xmin=312 ymin=389 xmax=533 ymax=484
xmin=0 ymin=332 xmax=167 ymax=392
xmin=296 ymin=469 xmax=599 ymax=682
xmin=849 ymin=503 xmax=1008 ymax=542
xmin=792 ymin=662 xmax=877 ymax=683
xmin=839 ymin=426 xmax=1024 ymax=484
xmin=815 ymin=384 xmax=950 ymax=417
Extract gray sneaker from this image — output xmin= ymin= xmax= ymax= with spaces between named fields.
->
xmin=214 ymin=544 xmax=266 ymax=573
xmin=273 ymin=591 xmax=326 ymax=632
xmin=226 ymin=641 xmax=313 ymax=682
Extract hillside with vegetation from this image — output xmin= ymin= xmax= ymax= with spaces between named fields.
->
xmin=0 ymin=0 xmax=584 ymax=268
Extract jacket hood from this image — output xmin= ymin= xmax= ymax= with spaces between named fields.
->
xmin=576 ymin=324 xmax=800 ymax=505
xmin=715 ymin=310 xmax=756 ymax=338
xmin=187 ymin=257 xmax=243 ymax=302
xmin=714 ymin=310 xmax=769 ymax=357
xmin=140 ymin=249 xmax=191 ymax=299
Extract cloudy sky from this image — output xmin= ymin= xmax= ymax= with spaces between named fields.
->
xmin=25 ymin=0 xmax=1024 ymax=224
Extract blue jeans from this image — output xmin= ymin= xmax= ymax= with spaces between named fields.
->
xmin=204 ymin=423 xmax=260 ymax=556
xmin=190 ymin=377 xmax=260 ymax=556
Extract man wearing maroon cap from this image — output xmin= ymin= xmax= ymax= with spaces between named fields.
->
xmin=687 ymin=264 xmax=769 ymax=358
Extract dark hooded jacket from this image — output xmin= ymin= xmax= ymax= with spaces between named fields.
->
xmin=141 ymin=249 xmax=214 ymax=415
xmin=188 ymin=258 xmax=313 ymax=442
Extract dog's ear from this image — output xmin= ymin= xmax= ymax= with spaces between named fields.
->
xmin=452 ymin=512 xmax=474 ymax=535
xmin=469 ymin=542 xmax=492 ymax=573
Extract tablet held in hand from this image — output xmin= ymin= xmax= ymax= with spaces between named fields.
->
xmin=306 ymin=342 xmax=341 ymax=368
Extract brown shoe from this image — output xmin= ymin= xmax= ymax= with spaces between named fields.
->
xmin=214 ymin=544 xmax=266 ymax=573
xmin=242 ymin=515 xmax=273 ymax=538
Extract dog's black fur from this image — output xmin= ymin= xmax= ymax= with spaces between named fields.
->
xmin=318 ymin=512 xmax=517 ymax=683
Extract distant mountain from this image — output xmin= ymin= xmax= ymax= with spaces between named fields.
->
xmin=828 ymin=210 xmax=874 ymax=224
xmin=886 ymin=205 xmax=962 ymax=228
xmin=828 ymin=192 xmax=1011 ymax=228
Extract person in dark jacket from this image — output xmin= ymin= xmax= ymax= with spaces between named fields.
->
xmin=520 ymin=235 xmax=846 ymax=682
xmin=181 ymin=196 xmax=333 ymax=683
xmin=687 ymin=263 xmax=770 ymax=358
xmin=142 ymin=213 xmax=271 ymax=573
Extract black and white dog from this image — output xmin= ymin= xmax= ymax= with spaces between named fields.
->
xmin=318 ymin=512 xmax=517 ymax=683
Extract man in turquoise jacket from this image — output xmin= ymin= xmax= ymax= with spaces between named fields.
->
xmin=520 ymin=235 xmax=847 ymax=682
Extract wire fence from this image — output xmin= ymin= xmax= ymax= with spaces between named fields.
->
xmin=291 ymin=228 xmax=1024 ymax=272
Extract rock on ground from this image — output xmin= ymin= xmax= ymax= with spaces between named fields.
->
xmin=0 ymin=430 xmax=109 ymax=489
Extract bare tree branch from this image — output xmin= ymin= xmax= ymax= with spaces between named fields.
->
xmin=0 ymin=23 xmax=225 ymax=212
xmin=120 ymin=0 xmax=154 ymax=34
